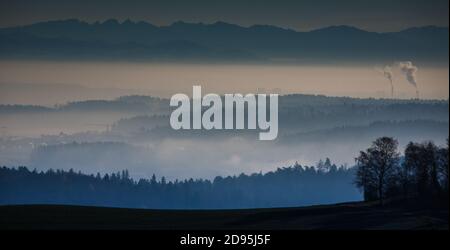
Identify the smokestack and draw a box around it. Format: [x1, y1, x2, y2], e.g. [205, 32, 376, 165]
[383, 66, 394, 98]
[376, 65, 395, 98]
[398, 61, 419, 99]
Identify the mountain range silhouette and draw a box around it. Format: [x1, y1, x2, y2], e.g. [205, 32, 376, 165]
[0, 19, 448, 62]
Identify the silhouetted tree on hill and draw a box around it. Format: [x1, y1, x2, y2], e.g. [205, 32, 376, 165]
[357, 137, 449, 206]
[437, 139, 449, 193]
[355, 137, 400, 205]
[404, 140, 448, 202]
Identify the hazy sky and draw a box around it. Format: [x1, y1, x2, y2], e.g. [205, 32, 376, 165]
[0, 0, 448, 31]
[1, 61, 448, 105]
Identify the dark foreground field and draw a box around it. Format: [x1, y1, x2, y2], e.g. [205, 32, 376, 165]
[0, 200, 448, 230]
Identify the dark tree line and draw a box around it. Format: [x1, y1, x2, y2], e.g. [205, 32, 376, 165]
[0, 162, 360, 209]
[1, 137, 447, 209]
[355, 137, 449, 205]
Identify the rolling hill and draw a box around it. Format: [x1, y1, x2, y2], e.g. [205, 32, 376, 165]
[0, 199, 447, 230]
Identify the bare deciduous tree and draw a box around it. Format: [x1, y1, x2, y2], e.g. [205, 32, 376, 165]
[355, 137, 400, 205]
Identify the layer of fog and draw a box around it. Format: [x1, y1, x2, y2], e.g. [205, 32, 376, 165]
[3, 124, 447, 180]
[0, 60, 448, 180]
[1, 101, 448, 180]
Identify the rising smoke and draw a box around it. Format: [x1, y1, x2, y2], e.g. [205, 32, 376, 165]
[376, 65, 395, 98]
[376, 62, 420, 99]
[398, 61, 419, 99]
[383, 66, 394, 98]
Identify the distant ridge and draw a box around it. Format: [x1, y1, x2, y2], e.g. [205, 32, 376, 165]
[0, 20, 448, 62]
[1, 93, 447, 114]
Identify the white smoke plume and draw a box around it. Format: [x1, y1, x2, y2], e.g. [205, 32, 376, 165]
[398, 61, 419, 99]
[375, 65, 395, 98]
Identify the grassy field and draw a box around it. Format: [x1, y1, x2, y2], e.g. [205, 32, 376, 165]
[0, 200, 448, 230]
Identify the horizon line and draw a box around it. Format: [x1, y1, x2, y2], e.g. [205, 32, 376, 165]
[2, 18, 449, 33]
